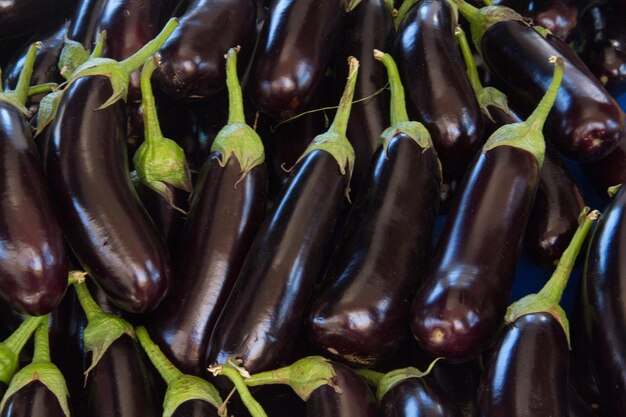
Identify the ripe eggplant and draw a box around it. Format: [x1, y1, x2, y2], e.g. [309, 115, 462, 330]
[394, 0, 484, 177]
[582, 130, 626, 191]
[207, 58, 359, 376]
[248, 0, 344, 120]
[380, 375, 463, 417]
[0, 44, 67, 316]
[155, 0, 256, 101]
[455, 0, 624, 162]
[523, 0, 578, 42]
[45, 22, 179, 313]
[307, 51, 441, 366]
[0, 0, 76, 40]
[148, 48, 267, 376]
[410, 57, 563, 362]
[583, 185, 626, 416]
[476, 209, 598, 416]
[0, 382, 65, 417]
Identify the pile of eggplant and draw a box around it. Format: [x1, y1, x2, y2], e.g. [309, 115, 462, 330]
[0, 0, 625, 415]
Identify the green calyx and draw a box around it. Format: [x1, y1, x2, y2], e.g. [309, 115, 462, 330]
[35, 90, 63, 136]
[210, 47, 265, 182]
[294, 58, 359, 194]
[449, 0, 525, 51]
[134, 56, 192, 211]
[483, 56, 565, 167]
[377, 358, 442, 402]
[58, 38, 90, 80]
[608, 184, 622, 197]
[0, 42, 41, 114]
[0, 316, 45, 385]
[243, 356, 339, 401]
[505, 208, 600, 347]
[0, 319, 70, 417]
[135, 327, 223, 417]
[208, 360, 267, 417]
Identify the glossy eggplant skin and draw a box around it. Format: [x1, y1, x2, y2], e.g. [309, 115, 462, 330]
[86, 335, 160, 417]
[582, 130, 626, 191]
[46, 76, 171, 313]
[307, 361, 378, 417]
[568, 385, 599, 417]
[207, 151, 347, 375]
[148, 155, 267, 376]
[0, 381, 66, 417]
[411, 146, 540, 362]
[172, 400, 218, 417]
[155, 0, 256, 101]
[525, 0, 577, 41]
[0, 102, 67, 315]
[0, 0, 76, 40]
[583, 185, 626, 416]
[334, 0, 393, 193]
[481, 20, 624, 162]
[394, 0, 484, 177]
[380, 376, 463, 417]
[476, 313, 568, 417]
[248, 0, 344, 120]
[68, 0, 107, 44]
[307, 136, 441, 366]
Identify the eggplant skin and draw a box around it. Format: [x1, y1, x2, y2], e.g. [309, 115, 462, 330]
[476, 313, 568, 417]
[0, 102, 67, 316]
[583, 185, 626, 416]
[0, 381, 66, 417]
[171, 399, 218, 417]
[46, 76, 171, 314]
[380, 376, 463, 417]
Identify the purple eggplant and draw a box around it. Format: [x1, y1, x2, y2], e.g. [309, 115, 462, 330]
[0, 0, 76, 40]
[380, 375, 463, 417]
[148, 48, 267, 376]
[524, 0, 578, 41]
[582, 130, 626, 192]
[410, 57, 563, 362]
[307, 50, 441, 367]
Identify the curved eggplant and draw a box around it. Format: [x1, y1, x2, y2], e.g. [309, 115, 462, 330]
[155, 0, 256, 101]
[394, 0, 484, 177]
[46, 76, 171, 313]
[248, 0, 344, 120]
[380, 376, 463, 417]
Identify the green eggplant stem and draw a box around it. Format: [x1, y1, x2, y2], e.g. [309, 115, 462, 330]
[3, 316, 45, 355]
[527, 56, 564, 132]
[120, 18, 179, 74]
[140, 57, 163, 146]
[31, 318, 51, 364]
[135, 326, 182, 386]
[328, 57, 360, 137]
[373, 49, 409, 126]
[225, 47, 246, 125]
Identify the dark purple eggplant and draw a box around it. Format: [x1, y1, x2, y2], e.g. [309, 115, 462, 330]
[394, 0, 484, 177]
[568, 384, 599, 417]
[578, 2, 626, 95]
[0, 45, 67, 316]
[380, 374, 463, 417]
[583, 185, 626, 416]
[148, 48, 267, 376]
[0, 382, 65, 417]
[0, 0, 76, 40]
[45, 22, 179, 313]
[207, 58, 359, 376]
[582, 129, 626, 191]
[307, 51, 441, 367]
[476, 209, 597, 417]
[155, 0, 256, 101]
[607, 0, 626, 14]
[334, 0, 393, 193]
[456, 0, 625, 162]
[410, 57, 563, 362]
[248, 0, 344, 120]
[524, 0, 578, 41]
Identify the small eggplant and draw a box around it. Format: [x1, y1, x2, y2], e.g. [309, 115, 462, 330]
[155, 0, 256, 101]
[583, 185, 626, 416]
[410, 57, 563, 362]
[207, 58, 359, 376]
[148, 48, 267, 376]
[0, 44, 67, 316]
[476, 209, 598, 416]
[248, 0, 344, 120]
[456, 0, 625, 162]
[307, 51, 441, 367]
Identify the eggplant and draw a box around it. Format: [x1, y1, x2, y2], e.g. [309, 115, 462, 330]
[207, 58, 359, 376]
[155, 0, 256, 101]
[410, 57, 563, 362]
[0, 382, 65, 417]
[307, 51, 441, 366]
[394, 0, 484, 178]
[455, 0, 625, 162]
[582, 130, 626, 192]
[148, 48, 267, 376]
[524, 0, 578, 41]
[380, 375, 463, 417]
[45, 23, 178, 313]
[0, 0, 76, 40]
[0, 45, 67, 316]
[583, 185, 626, 416]
[248, 0, 344, 120]
[334, 0, 393, 193]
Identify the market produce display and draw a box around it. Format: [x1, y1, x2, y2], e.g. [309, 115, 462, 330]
[0, 0, 625, 416]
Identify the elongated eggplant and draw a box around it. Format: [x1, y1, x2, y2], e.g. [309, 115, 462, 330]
[583, 185, 626, 416]
[334, 0, 393, 193]
[307, 51, 441, 366]
[394, 0, 484, 177]
[410, 57, 563, 362]
[456, 0, 625, 162]
[148, 48, 267, 376]
[248, 0, 344, 120]
[0, 0, 76, 40]
[0, 45, 67, 316]
[207, 58, 359, 376]
[155, 0, 256, 101]
[380, 375, 463, 417]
